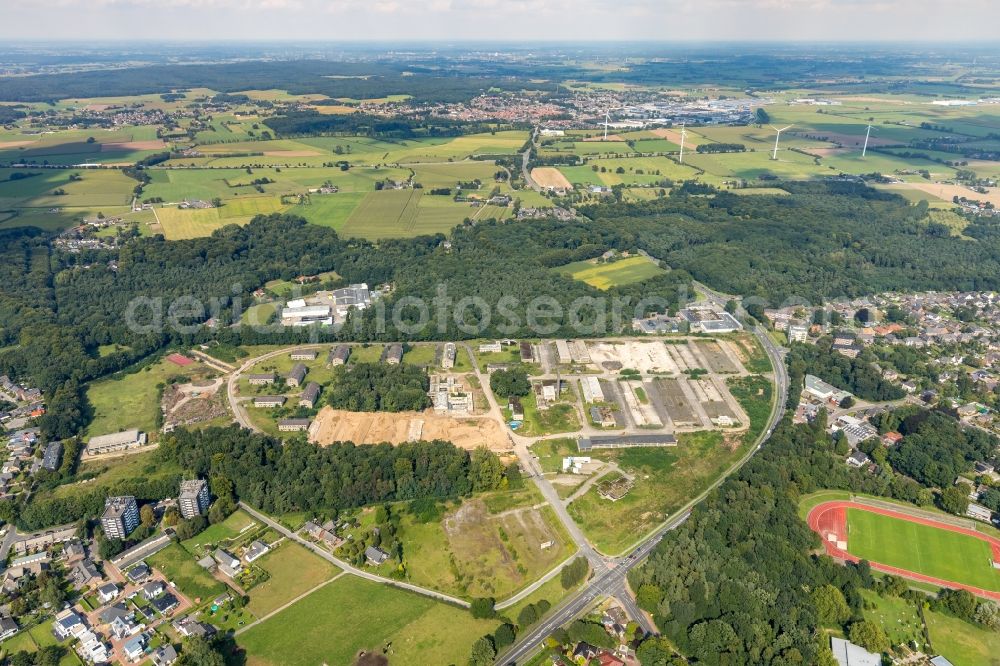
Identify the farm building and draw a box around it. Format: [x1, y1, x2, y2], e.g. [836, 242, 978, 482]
[86, 429, 147, 456]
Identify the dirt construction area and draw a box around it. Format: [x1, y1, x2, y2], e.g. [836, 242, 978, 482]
[309, 407, 510, 451]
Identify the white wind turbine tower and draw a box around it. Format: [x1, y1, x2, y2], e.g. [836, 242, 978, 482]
[678, 123, 687, 163]
[603, 110, 612, 141]
[862, 123, 874, 158]
[769, 124, 793, 160]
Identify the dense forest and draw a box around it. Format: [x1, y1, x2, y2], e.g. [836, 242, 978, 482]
[159, 426, 511, 515]
[628, 401, 999, 665]
[324, 362, 430, 412]
[785, 338, 906, 406]
[585, 182, 1000, 305]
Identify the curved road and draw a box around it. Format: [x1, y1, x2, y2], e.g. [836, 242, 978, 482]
[497, 284, 789, 665]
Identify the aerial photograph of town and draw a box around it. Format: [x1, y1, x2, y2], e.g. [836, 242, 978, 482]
[1, 1, 1000, 665]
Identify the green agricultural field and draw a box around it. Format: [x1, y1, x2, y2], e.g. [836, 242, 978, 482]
[846, 508, 1000, 593]
[289, 191, 366, 230]
[553, 255, 666, 290]
[85, 355, 219, 439]
[148, 542, 226, 603]
[925, 606, 1000, 666]
[237, 575, 500, 666]
[154, 197, 290, 239]
[246, 541, 340, 617]
[336, 188, 470, 239]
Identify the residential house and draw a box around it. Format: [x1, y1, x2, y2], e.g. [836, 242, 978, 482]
[365, 546, 389, 566]
[846, 450, 871, 468]
[245, 540, 270, 563]
[143, 580, 166, 600]
[70, 559, 101, 588]
[53, 609, 85, 640]
[290, 349, 318, 361]
[214, 549, 242, 577]
[96, 582, 119, 604]
[122, 635, 146, 663]
[151, 593, 179, 615]
[151, 645, 178, 666]
[247, 373, 276, 386]
[0, 617, 18, 641]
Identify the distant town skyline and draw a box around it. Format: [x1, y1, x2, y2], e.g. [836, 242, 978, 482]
[1, 0, 997, 43]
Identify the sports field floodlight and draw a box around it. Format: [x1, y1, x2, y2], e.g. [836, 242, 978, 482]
[862, 123, 873, 158]
[678, 123, 687, 163]
[770, 125, 793, 160]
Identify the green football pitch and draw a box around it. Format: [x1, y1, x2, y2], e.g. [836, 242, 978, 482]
[847, 508, 1000, 593]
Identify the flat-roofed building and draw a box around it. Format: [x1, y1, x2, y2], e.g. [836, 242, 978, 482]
[178, 479, 210, 519]
[577, 434, 677, 452]
[101, 496, 139, 540]
[86, 429, 146, 456]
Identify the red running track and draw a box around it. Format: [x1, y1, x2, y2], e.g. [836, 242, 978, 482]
[807, 500, 1000, 602]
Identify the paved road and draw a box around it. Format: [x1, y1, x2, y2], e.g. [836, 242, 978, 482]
[238, 502, 471, 608]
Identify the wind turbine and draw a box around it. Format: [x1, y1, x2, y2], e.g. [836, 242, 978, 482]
[603, 110, 611, 141]
[769, 124, 793, 160]
[862, 123, 874, 158]
[678, 123, 687, 163]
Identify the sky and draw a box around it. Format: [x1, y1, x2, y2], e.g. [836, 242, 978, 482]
[1, 0, 998, 42]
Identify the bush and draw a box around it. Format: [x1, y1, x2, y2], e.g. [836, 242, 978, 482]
[560, 556, 589, 589]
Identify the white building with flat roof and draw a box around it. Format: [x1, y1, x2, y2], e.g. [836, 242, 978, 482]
[86, 429, 146, 456]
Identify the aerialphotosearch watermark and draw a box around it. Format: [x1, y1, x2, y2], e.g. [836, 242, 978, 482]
[123, 281, 854, 340]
